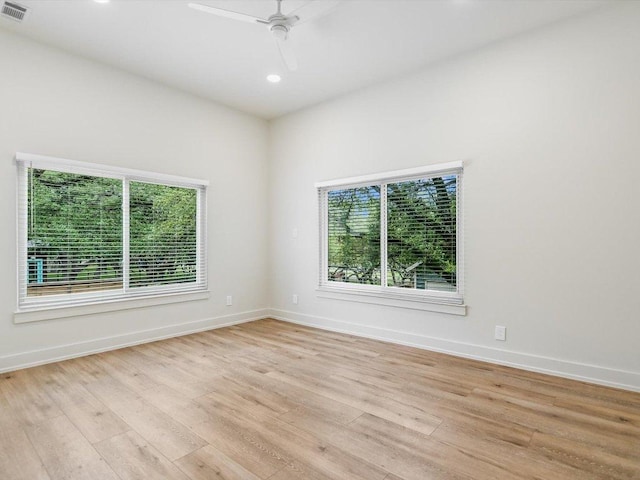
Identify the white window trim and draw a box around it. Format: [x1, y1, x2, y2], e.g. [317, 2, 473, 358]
[14, 290, 211, 324]
[15, 152, 209, 320]
[316, 161, 465, 315]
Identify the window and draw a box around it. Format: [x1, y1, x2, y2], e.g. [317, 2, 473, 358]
[16, 153, 207, 311]
[318, 162, 463, 307]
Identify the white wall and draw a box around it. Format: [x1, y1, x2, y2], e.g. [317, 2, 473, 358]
[268, 3, 640, 391]
[0, 29, 269, 371]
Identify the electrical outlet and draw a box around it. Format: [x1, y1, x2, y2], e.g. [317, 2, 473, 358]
[292, 228, 298, 239]
[226, 295, 232, 306]
[494, 325, 506, 341]
[292, 294, 298, 305]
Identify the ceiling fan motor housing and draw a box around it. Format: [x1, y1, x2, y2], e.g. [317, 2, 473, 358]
[270, 24, 289, 40]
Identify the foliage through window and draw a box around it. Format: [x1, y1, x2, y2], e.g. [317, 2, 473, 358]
[17, 154, 207, 309]
[327, 186, 381, 285]
[319, 163, 462, 304]
[129, 182, 198, 288]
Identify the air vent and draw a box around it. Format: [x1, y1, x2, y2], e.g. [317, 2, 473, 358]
[1, 1, 27, 22]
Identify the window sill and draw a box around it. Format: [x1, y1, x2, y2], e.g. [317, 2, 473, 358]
[14, 290, 210, 324]
[316, 286, 466, 316]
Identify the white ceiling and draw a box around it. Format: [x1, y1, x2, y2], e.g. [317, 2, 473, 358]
[1, 0, 608, 119]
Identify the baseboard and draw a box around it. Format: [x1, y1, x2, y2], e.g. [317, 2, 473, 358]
[0, 308, 269, 374]
[268, 308, 640, 393]
[7, 307, 639, 393]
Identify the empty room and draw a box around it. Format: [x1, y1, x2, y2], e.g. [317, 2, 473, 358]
[1, 0, 639, 479]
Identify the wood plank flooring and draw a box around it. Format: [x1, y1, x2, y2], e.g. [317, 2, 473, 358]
[1, 318, 639, 480]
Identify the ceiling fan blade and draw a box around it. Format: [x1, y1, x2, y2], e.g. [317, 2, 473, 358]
[188, 3, 268, 24]
[276, 36, 298, 71]
[286, 0, 340, 26]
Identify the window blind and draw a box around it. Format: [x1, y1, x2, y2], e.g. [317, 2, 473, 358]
[386, 175, 458, 292]
[22, 168, 123, 299]
[129, 182, 198, 288]
[318, 162, 463, 304]
[16, 153, 208, 310]
[326, 186, 381, 285]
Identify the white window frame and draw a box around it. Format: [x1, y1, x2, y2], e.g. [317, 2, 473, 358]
[15, 152, 209, 321]
[316, 161, 465, 315]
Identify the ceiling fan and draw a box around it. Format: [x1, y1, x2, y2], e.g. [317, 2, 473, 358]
[188, 0, 339, 71]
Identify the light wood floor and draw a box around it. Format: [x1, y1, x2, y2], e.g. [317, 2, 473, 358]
[1, 319, 639, 480]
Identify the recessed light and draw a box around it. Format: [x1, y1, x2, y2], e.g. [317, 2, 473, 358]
[94, 0, 110, 4]
[266, 74, 281, 83]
